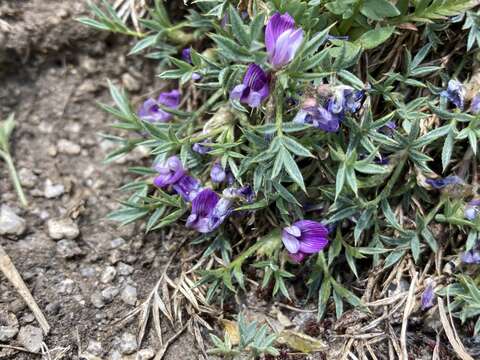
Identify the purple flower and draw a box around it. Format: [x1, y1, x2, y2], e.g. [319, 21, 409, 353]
[421, 282, 435, 310]
[186, 189, 220, 233]
[192, 140, 212, 154]
[210, 162, 227, 183]
[172, 175, 203, 202]
[293, 106, 341, 132]
[265, 12, 304, 69]
[281, 220, 329, 262]
[464, 199, 480, 220]
[182, 48, 192, 63]
[138, 90, 181, 123]
[153, 156, 185, 188]
[471, 94, 480, 114]
[461, 250, 480, 264]
[208, 198, 233, 231]
[223, 185, 255, 203]
[330, 86, 364, 115]
[186, 189, 232, 233]
[426, 176, 463, 189]
[440, 80, 465, 110]
[230, 64, 270, 108]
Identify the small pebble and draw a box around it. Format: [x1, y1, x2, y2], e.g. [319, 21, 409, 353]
[0, 311, 19, 342]
[86, 339, 103, 356]
[120, 332, 137, 354]
[58, 279, 75, 294]
[120, 285, 137, 306]
[101, 286, 119, 303]
[137, 348, 155, 360]
[56, 240, 82, 258]
[121, 73, 141, 92]
[109, 237, 126, 249]
[57, 139, 81, 155]
[47, 217, 79, 240]
[18, 168, 37, 188]
[117, 262, 133, 276]
[100, 266, 117, 283]
[44, 179, 64, 198]
[0, 205, 26, 236]
[17, 325, 43, 353]
[91, 292, 105, 309]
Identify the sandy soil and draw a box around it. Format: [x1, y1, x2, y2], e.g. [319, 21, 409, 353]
[0, 1, 200, 359]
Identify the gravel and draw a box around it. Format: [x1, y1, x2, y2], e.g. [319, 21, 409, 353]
[100, 266, 117, 283]
[18, 168, 37, 188]
[47, 217, 80, 240]
[56, 239, 83, 258]
[17, 325, 44, 353]
[0, 311, 19, 342]
[44, 179, 65, 198]
[0, 204, 26, 236]
[120, 332, 137, 354]
[86, 339, 103, 356]
[120, 284, 137, 306]
[91, 292, 105, 309]
[101, 286, 119, 303]
[116, 262, 133, 276]
[57, 139, 81, 155]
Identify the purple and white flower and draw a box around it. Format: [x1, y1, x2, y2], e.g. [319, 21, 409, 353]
[440, 80, 465, 110]
[230, 64, 270, 108]
[330, 86, 364, 115]
[426, 176, 463, 189]
[210, 162, 227, 183]
[265, 12, 304, 69]
[293, 105, 341, 132]
[471, 94, 480, 114]
[223, 185, 255, 203]
[172, 175, 203, 202]
[138, 90, 181, 123]
[421, 282, 435, 310]
[186, 189, 233, 233]
[192, 140, 212, 154]
[464, 199, 480, 220]
[153, 156, 185, 188]
[461, 250, 480, 264]
[281, 220, 329, 262]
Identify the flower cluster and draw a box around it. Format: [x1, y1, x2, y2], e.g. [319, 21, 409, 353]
[138, 89, 181, 123]
[293, 86, 365, 132]
[153, 156, 251, 233]
[230, 12, 304, 108]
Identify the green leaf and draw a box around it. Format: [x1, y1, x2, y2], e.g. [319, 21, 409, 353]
[356, 27, 395, 50]
[228, 5, 250, 47]
[335, 164, 346, 200]
[360, 0, 400, 20]
[282, 137, 314, 158]
[282, 149, 306, 192]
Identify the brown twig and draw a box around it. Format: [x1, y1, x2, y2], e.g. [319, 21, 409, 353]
[0, 245, 50, 335]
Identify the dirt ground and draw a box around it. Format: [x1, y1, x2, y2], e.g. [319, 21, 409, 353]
[0, 1, 201, 359]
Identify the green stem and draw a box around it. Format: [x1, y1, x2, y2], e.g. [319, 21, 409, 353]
[275, 83, 283, 136]
[0, 149, 28, 208]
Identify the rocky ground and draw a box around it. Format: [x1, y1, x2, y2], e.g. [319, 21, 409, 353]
[0, 1, 200, 359]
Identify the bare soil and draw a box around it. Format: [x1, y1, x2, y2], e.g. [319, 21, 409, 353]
[0, 1, 199, 358]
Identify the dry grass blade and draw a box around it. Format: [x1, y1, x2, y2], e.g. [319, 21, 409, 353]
[137, 301, 151, 349]
[153, 292, 163, 345]
[400, 271, 417, 360]
[437, 297, 474, 360]
[155, 282, 174, 326]
[153, 322, 189, 360]
[0, 245, 50, 335]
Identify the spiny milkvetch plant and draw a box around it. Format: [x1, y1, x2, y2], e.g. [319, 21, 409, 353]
[82, 0, 480, 323]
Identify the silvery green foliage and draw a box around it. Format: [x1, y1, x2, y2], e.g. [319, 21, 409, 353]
[207, 313, 279, 359]
[83, 0, 480, 327]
